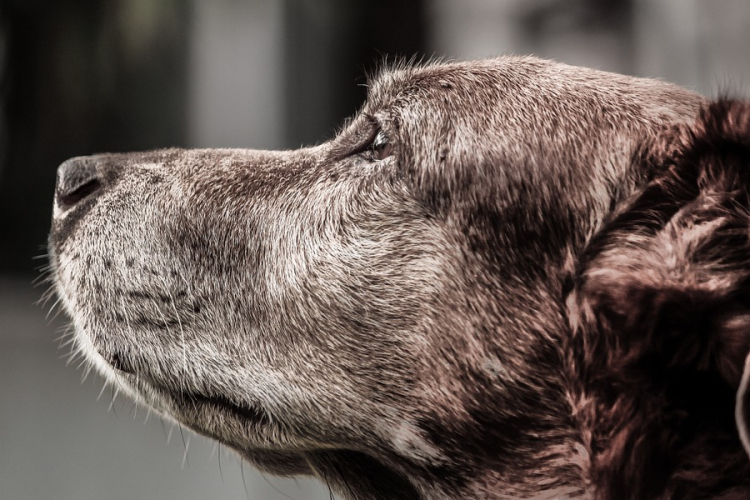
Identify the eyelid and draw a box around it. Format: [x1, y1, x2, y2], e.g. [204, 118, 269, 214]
[346, 125, 382, 157]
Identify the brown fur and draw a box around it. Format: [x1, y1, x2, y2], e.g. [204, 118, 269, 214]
[568, 100, 750, 499]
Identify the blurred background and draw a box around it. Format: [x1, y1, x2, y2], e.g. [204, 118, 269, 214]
[0, 1, 748, 499]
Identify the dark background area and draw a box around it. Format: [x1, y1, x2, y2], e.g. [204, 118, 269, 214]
[0, 0, 426, 276]
[0, 1, 748, 499]
[2, 0, 749, 278]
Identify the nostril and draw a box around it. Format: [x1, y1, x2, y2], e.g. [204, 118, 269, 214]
[59, 178, 102, 208]
[56, 156, 103, 209]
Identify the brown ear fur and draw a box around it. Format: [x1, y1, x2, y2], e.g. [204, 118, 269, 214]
[571, 100, 750, 499]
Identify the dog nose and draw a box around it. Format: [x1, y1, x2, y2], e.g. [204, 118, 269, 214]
[55, 156, 103, 210]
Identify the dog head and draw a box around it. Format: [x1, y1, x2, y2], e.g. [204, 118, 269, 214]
[49, 57, 750, 499]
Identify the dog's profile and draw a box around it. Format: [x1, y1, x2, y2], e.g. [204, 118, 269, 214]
[49, 56, 750, 499]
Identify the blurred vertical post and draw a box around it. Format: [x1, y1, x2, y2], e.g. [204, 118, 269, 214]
[188, 0, 285, 149]
[186, 0, 426, 151]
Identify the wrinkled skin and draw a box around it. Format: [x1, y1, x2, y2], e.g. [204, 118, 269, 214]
[49, 57, 750, 499]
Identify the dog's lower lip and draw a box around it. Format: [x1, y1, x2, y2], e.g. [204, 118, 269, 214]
[179, 392, 270, 426]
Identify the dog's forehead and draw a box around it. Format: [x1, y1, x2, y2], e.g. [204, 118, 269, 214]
[364, 56, 701, 124]
[365, 59, 488, 112]
[365, 57, 556, 112]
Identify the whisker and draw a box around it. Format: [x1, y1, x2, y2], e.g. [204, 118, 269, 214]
[55, 324, 75, 346]
[260, 472, 299, 500]
[108, 386, 120, 416]
[81, 363, 93, 383]
[97, 381, 109, 401]
[241, 458, 251, 500]
[44, 296, 67, 323]
[32, 271, 50, 287]
[57, 335, 76, 349]
[323, 471, 335, 500]
[44, 296, 63, 320]
[179, 424, 190, 468]
[63, 350, 80, 366]
[218, 443, 224, 481]
[181, 435, 191, 469]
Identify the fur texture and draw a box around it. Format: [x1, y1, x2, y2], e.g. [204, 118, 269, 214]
[48, 56, 750, 499]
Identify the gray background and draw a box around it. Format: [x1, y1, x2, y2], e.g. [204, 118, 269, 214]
[1, 1, 749, 499]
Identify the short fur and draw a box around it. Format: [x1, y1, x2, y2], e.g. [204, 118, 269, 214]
[49, 56, 750, 499]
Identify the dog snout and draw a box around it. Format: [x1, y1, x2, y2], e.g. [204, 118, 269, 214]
[55, 156, 104, 211]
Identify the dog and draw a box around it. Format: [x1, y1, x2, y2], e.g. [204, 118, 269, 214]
[48, 56, 750, 499]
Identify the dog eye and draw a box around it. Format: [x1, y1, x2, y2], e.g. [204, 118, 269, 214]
[365, 131, 394, 161]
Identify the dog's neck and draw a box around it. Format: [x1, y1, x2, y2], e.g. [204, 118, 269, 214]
[305, 363, 594, 499]
[309, 439, 592, 500]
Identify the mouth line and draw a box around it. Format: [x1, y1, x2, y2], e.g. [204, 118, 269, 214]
[98, 352, 271, 430]
[175, 391, 272, 427]
[113, 369, 272, 430]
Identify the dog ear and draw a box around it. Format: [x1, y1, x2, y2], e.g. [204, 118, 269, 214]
[572, 100, 750, 497]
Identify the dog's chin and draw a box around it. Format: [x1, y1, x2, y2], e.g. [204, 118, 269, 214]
[68, 319, 310, 475]
[238, 449, 313, 476]
[165, 390, 313, 475]
[95, 361, 311, 475]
